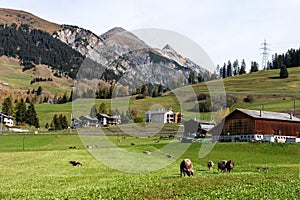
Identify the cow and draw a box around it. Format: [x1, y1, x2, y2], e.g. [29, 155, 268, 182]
[218, 160, 227, 172]
[69, 160, 83, 166]
[207, 160, 214, 170]
[225, 160, 234, 173]
[180, 159, 194, 177]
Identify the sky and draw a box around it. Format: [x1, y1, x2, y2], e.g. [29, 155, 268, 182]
[1, 0, 300, 71]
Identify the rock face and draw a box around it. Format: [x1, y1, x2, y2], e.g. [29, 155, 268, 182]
[54, 25, 211, 89]
[157, 44, 209, 81]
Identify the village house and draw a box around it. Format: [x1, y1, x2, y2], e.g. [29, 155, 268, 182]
[72, 115, 99, 128]
[144, 109, 183, 123]
[210, 108, 300, 143]
[0, 111, 14, 127]
[97, 113, 121, 126]
[183, 119, 216, 138]
[72, 113, 121, 128]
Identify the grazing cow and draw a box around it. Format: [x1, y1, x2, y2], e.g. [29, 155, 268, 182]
[167, 154, 174, 159]
[207, 160, 214, 170]
[225, 160, 234, 173]
[180, 159, 194, 177]
[69, 160, 83, 166]
[218, 160, 227, 172]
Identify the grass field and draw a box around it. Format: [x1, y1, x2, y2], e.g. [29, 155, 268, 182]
[0, 134, 299, 199]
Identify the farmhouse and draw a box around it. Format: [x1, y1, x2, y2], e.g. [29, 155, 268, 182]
[184, 119, 216, 137]
[0, 111, 14, 127]
[72, 115, 99, 128]
[97, 113, 121, 126]
[210, 108, 300, 143]
[144, 109, 183, 123]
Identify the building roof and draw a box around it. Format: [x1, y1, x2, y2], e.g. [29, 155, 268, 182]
[237, 108, 300, 122]
[79, 115, 99, 121]
[0, 111, 14, 119]
[97, 113, 120, 119]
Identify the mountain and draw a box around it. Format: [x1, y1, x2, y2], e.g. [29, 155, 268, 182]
[0, 8, 212, 99]
[0, 8, 60, 34]
[56, 25, 211, 89]
[157, 44, 210, 80]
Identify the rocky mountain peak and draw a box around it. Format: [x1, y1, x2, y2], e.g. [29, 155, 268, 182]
[100, 27, 127, 41]
[163, 44, 176, 52]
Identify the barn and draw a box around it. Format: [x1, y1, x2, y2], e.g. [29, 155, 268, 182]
[210, 108, 300, 143]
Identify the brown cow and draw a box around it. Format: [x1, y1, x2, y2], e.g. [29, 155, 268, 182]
[225, 160, 234, 172]
[218, 160, 227, 172]
[180, 159, 194, 177]
[207, 160, 214, 170]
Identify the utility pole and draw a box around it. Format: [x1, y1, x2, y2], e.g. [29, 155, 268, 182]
[260, 39, 271, 70]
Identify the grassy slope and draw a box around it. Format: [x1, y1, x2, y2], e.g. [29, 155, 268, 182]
[0, 56, 73, 99]
[191, 67, 300, 94]
[0, 8, 60, 34]
[0, 134, 299, 199]
[189, 67, 300, 113]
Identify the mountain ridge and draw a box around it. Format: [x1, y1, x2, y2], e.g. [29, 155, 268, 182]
[0, 8, 60, 34]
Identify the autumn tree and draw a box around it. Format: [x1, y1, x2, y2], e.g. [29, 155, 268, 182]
[98, 103, 107, 114]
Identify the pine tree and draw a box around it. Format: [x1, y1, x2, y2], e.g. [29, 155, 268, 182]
[222, 63, 227, 78]
[197, 73, 203, 82]
[60, 114, 68, 129]
[90, 105, 97, 117]
[60, 92, 68, 104]
[26, 102, 39, 128]
[227, 60, 232, 77]
[158, 84, 163, 96]
[152, 87, 158, 97]
[2, 96, 13, 116]
[15, 99, 27, 125]
[141, 85, 149, 96]
[37, 86, 43, 96]
[233, 59, 239, 76]
[239, 59, 246, 74]
[250, 61, 259, 73]
[188, 72, 196, 84]
[52, 114, 61, 130]
[280, 64, 289, 78]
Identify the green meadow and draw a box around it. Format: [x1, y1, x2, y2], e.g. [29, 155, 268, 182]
[0, 134, 299, 199]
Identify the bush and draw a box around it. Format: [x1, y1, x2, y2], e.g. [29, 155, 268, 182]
[134, 117, 144, 123]
[135, 95, 145, 100]
[243, 95, 254, 103]
[197, 99, 212, 112]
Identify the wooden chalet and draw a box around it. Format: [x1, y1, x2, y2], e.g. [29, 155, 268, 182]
[210, 109, 300, 143]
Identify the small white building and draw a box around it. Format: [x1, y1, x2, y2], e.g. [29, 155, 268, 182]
[145, 109, 183, 123]
[0, 111, 14, 127]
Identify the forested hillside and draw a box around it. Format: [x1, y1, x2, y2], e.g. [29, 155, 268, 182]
[0, 23, 84, 78]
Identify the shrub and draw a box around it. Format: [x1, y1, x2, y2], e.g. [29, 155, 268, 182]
[243, 95, 254, 103]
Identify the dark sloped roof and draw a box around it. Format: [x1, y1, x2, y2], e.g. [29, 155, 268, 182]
[237, 108, 300, 122]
